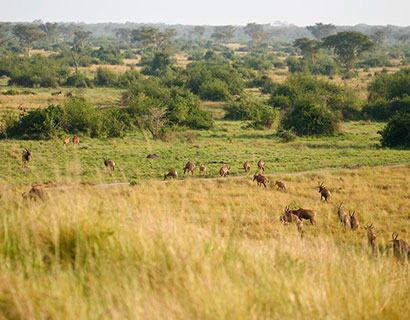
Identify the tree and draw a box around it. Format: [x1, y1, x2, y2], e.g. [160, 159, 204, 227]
[244, 23, 267, 44]
[322, 31, 375, 72]
[39, 22, 58, 45]
[371, 27, 391, 44]
[306, 23, 336, 40]
[396, 32, 410, 44]
[115, 28, 131, 43]
[71, 30, 92, 73]
[131, 27, 159, 51]
[211, 25, 235, 43]
[379, 113, 410, 148]
[192, 26, 205, 39]
[12, 24, 45, 56]
[294, 38, 321, 65]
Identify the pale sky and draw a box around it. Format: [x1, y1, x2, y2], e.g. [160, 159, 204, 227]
[1, 0, 409, 26]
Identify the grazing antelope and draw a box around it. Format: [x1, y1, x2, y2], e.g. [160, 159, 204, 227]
[73, 136, 79, 145]
[253, 173, 268, 188]
[284, 205, 300, 223]
[22, 149, 32, 169]
[274, 180, 286, 191]
[63, 137, 70, 146]
[220, 165, 230, 177]
[104, 159, 115, 173]
[349, 211, 359, 230]
[257, 159, 265, 172]
[51, 90, 62, 96]
[318, 181, 331, 202]
[65, 91, 73, 97]
[286, 206, 317, 225]
[22, 186, 45, 201]
[390, 233, 410, 257]
[365, 223, 376, 247]
[183, 162, 196, 176]
[243, 161, 251, 174]
[199, 164, 206, 176]
[337, 203, 349, 228]
[164, 169, 178, 180]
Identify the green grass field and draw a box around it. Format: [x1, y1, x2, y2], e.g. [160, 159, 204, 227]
[1, 120, 409, 186]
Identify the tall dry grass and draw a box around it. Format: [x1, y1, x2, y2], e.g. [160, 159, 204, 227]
[0, 165, 409, 319]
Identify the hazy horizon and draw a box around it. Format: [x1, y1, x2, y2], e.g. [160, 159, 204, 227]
[1, 0, 409, 27]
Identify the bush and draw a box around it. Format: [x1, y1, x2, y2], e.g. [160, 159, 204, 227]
[199, 79, 231, 101]
[368, 68, 410, 102]
[94, 67, 118, 86]
[379, 113, 410, 148]
[281, 99, 339, 136]
[362, 96, 410, 121]
[65, 73, 92, 88]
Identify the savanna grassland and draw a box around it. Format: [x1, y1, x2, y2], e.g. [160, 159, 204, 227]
[0, 164, 409, 319]
[1, 26, 410, 318]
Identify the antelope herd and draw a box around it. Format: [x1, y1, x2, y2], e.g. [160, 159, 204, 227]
[18, 151, 409, 258]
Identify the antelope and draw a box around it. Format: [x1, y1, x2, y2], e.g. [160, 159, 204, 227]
[274, 180, 286, 191]
[286, 206, 317, 225]
[257, 159, 265, 172]
[199, 164, 206, 176]
[51, 90, 62, 96]
[164, 169, 178, 180]
[63, 137, 70, 146]
[365, 223, 376, 247]
[297, 219, 304, 235]
[73, 136, 80, 144]
[284, 205, 300, 223]
[390, 233, 410, 257]
[220, 165, 230, 177]
[22, 149, 32, 169]
[65, 91, 73, 97]
[243, 161, 250, 174]
[104, 159, 115, 172]
[318, 181, 331, 202]
[22, 186, 45, 201]
[183, 162, 196, 175]
[337, 203, 349, 228]
[253, 173, 268, 188]
[349, 211, 359, 230]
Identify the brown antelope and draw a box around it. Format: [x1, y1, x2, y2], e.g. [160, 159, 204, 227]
[253, 173, 268, 188]
[318, 181, 331, 202]
[22, 186, 45, 201]
[390, 233, 410, 257]
[104, 159, 115, 173]
[65, 91, 73, 97]
[284, 205, 300, 223]
[183, 162, 196, 175]
[337, 203, 349, 228]
[286, 206, 317, 225]
[73, 136, 80, 144]
[22, 149, 32, 169]
[365, 223, 376, 247]
[257, 159, 265, 172]
[63, 137, 70, 146]
[243, 161, 251, 174]
[164, 169, 178, 180]
[297, 219, 304, 235]
[199, 164, 206, 176]
[51, 90, 62, 96]
[220, 165, 230, 177]
[274, 180, 286, 191]
[349, 211, 359, 230]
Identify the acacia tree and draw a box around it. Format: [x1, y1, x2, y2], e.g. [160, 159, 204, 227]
[12, 24, 45, 56]
[294, 38, 321, 65]
[39, 22, 58, 45]
[211, 25, 235, 43]
[306, 23, 336, 40]
[322, 31, 375, 72]
[192, 26, 205, 40]
[71, 30, 92, 73]
[131, 27, 176, 52]
[244, 23, 267, 44]
[115, 28, 131, 43]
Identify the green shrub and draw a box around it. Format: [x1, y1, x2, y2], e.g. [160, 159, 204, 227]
[94, 67, 118, 86]
[281, 99, 339, 136]
[362, 96, 410, 121]
[379, 113, 410, 148]
[368, 68, 410, 102]
[65, 73, 91, 88]
[199, 79, 231, 101]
